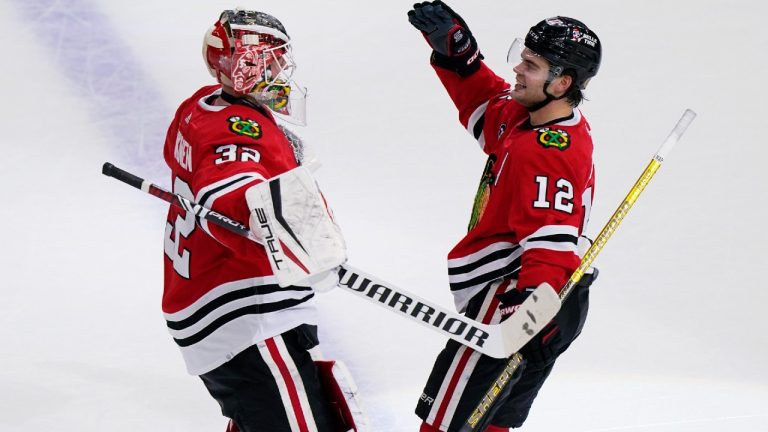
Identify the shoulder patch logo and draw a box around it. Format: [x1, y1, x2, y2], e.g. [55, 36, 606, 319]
[227, 116, 262, 139]
[537, 128, 570, 150]
[497, 123, 507, 139]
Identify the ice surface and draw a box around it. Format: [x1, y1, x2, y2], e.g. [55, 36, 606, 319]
[1, 0, 766, 431]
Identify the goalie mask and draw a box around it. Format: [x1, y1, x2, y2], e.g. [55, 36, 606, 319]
[204, 9, 307, 125]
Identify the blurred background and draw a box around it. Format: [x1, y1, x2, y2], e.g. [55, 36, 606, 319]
[1, 0, 766, 430]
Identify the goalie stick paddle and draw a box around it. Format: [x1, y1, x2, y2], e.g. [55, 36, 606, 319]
[101, 163, 559, 359]
[334, 264, 559, 359]
[460, 109, 697, 432]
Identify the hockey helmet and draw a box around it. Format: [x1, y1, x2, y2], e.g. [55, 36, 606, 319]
[203, 9, 307, 124]
[522, 17, 601, 89]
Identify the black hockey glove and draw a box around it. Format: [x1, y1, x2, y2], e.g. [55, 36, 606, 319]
[497, 269, 599, 364]
[407, 1, 483, 76]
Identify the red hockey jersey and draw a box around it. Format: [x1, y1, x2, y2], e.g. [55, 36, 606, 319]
[162, 85, 317, 374]
[434, 63, 595, 312]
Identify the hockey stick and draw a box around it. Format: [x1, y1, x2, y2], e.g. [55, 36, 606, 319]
[101, 163, 262, 243]
[460, 109, 697, 432]
[101, 163, 558, 359]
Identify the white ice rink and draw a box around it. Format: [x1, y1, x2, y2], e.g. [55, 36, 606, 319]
[1, 0, 767, 430]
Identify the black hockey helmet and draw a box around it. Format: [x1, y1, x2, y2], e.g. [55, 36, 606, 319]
[524, 17, 601, 89]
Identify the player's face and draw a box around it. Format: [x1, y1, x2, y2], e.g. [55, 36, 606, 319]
[511, 48, 552, 106]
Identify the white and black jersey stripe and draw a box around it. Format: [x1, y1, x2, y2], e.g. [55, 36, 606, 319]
[520, 225, 579, 254]
[447, 242, 523, 312]
[466, 101, 489, 151]
[164, 276, 317, 374]
[447, 227, 579, 312]
[195, 172, 266, 239]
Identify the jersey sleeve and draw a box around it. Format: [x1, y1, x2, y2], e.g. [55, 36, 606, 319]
[509, 146, 589, 294]
[163, 95, 193, 169]
[433, 61, 524, 155]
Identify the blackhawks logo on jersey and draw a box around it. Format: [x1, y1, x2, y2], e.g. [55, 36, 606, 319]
[537, 128, 570, 150]
[468, 154, 497, 231]
[227, 116, 262, 139]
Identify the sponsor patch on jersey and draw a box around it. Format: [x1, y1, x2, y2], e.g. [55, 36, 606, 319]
[537, 128, 570, 150]
[227, 116, 262, 139]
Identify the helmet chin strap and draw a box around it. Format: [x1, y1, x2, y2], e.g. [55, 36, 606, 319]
[526, 80, 567, 112]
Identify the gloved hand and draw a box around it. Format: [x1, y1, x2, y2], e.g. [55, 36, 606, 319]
[497, 269, 599, 363]
[497, 286, 537, 322]
[407, 1, 483, 76]
[497, 286, 564, 364]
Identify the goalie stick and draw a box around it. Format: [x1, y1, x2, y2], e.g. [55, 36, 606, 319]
[459, 109, 697, 432]
[102, 163, 559, 359]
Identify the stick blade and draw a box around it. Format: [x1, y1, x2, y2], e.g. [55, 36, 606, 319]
[500, 282, 561, 355]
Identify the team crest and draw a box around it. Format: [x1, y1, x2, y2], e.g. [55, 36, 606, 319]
[227, 116, 262, 139]
[537, 128, 570, 150]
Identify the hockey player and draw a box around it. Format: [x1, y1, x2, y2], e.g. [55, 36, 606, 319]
[408, 2, 601, 431]
[162, 9, 365, 432]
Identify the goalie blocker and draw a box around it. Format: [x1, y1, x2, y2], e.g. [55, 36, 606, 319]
[246, 166, 347, 289]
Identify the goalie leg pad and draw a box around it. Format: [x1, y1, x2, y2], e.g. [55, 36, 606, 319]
[315, 360, 371, 432]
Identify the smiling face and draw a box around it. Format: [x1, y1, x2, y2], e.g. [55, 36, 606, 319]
[510, 47, 571, 108]
[511, 48, 553, 106]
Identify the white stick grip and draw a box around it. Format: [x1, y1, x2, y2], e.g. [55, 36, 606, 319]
[656, 109, 697, 160]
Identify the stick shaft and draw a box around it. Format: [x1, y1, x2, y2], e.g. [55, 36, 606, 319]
[101, 162, 257, 240]
[560, 108, 696, 299]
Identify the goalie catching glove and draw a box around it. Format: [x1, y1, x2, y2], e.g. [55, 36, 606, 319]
[246, 166, 347, 288]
